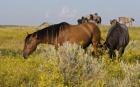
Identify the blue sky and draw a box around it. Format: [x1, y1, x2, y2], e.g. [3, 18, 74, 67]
[0, 0, 139, 26]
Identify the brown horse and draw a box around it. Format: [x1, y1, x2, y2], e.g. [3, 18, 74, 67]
[23, 22, 102, 58]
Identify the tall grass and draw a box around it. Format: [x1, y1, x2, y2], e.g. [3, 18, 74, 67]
[0, 26, 140, 87]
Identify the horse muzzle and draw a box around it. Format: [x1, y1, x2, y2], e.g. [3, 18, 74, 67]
[22, 52, 29, 59]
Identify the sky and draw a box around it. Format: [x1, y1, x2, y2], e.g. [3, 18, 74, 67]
[0, 0, 140, 26]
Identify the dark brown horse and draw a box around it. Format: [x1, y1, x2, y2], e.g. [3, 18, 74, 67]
[104, 19, 129, 58]
[23, 22, 102, 58]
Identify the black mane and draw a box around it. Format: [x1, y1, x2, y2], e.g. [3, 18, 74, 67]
[35, 22, 70, 41]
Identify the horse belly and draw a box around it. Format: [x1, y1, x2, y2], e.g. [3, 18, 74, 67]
[70, 33, 91, 47]
[57, 32, 91, 47]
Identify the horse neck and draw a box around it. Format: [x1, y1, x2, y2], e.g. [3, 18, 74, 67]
[38, 23, 66, 45]
[44, 29, 58, 44]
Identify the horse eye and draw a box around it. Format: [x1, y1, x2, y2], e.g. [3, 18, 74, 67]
[27, 39, 32, 44]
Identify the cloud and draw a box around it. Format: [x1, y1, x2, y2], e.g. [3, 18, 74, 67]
[59, 6, 78, 19]
[43, 7, 79, 24]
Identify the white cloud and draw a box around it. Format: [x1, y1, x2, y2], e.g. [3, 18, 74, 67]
[42, 7, 79, 24]
[59, 6, 78, 19]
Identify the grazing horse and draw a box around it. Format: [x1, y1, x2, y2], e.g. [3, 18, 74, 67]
[118, 17, 135, 27]
[23, 22, 102, 58]
[104, 19, 129, 58]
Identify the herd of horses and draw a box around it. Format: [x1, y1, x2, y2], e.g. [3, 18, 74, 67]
[77, 13, 102, 25]
[23, 13, 130, 59]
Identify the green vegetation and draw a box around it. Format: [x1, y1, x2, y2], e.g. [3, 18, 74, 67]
[0, 25, 140, 87]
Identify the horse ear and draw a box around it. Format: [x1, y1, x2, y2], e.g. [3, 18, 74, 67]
[32, 33, 38, 39]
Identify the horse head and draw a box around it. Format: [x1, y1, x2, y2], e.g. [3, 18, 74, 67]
[110, 19, 118, 26]
[23, 32, 40, 59]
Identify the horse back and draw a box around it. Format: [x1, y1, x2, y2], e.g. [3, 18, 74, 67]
[57, 22, 101, 47]
[106, 23, 129, 49]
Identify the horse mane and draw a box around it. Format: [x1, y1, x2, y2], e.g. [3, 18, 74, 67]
[34, 22, 70, 41]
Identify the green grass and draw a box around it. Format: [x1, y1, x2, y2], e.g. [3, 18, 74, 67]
[0, 25, 140, 87]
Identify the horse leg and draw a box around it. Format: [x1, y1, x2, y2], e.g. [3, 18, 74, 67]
[108, 48, 116, 59]
[108, 49, 112, 58]
[92, 42, 98, 56]
[118, 47, 125, 58]
[92, 38, 99, 56]
[112, 50, 116, 57]
[92, 35, 101, 56]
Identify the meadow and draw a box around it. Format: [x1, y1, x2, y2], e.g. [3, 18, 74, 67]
[0, 25, 140, 87]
